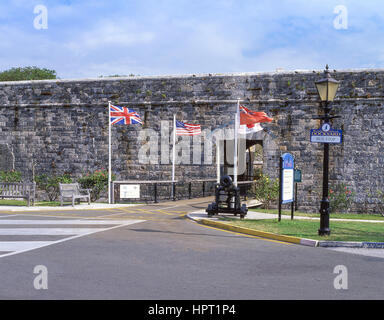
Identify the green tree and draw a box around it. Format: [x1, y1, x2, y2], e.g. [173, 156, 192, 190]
[0, 66, 57, 81]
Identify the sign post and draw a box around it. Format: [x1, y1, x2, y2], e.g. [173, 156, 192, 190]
[294, 169, 302, 211]
[310, 122, 342, 235]
[278, 153, 295, 222]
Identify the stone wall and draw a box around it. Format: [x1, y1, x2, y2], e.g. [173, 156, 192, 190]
[0, 68, 383, 212]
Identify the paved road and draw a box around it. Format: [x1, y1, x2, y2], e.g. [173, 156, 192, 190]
[0, 198, 382, 299]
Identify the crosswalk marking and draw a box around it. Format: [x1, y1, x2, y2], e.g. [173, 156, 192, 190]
[0, 219, 134, 225]
[0, 241, 53, 252]
[0, 218, 145, 258]
[0, 228, 109, 235]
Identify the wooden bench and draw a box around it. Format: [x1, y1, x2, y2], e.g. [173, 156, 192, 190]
[0, 182, 36, 207]
[59, 183, 91, 207]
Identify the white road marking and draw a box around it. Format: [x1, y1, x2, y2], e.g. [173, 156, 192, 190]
[0, 215, 24, 218]
[0, 228, 108, 235]
[0, 218, 145, 258]
[0, 241, 54, 252]
[328, 247, 384, 259]
[0, 219, 133, 225]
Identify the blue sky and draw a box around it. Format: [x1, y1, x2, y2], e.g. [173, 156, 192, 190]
[1, 0, 384, 79]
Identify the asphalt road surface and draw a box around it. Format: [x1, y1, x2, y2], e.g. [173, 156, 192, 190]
[0, 198, 382, 300]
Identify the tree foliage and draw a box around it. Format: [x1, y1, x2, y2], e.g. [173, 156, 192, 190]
[0, 66, 57, 81]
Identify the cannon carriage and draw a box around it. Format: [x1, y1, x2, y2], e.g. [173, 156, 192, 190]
[206, 175, 248, 219]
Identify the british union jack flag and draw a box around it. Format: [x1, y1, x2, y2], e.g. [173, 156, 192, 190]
[110, 104, 143, 125]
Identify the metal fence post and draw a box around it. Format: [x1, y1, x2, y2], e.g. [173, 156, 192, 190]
[202, 181, 205, 197]
[111, 182, 115, 204]
[172, 182, 176, 201]
[154, 183, 158, 203]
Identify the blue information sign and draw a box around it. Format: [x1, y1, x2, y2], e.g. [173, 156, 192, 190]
[281, 153, 294, 204]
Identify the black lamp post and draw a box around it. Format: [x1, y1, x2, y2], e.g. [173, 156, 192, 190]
[314, 65, 340, 236]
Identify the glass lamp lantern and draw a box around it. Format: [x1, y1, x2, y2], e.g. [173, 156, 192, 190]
[315, 65, 340, 102]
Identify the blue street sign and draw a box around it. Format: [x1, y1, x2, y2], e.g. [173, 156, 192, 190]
[310, 123, 342, 144]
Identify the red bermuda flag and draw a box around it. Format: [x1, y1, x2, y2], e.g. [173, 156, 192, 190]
[240, 106, 273, 126]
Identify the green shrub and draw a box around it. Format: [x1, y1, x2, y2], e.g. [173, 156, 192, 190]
[35, 174, 72, 201]
[78, 169, 114, 202]
[0, 170, 22, 182]
[375, 190, 384, 216]
[329, 183, 355, 213]
[250, 173, 279, 209]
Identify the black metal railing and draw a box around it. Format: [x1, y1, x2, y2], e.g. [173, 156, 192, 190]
[111, 179, 258, 204]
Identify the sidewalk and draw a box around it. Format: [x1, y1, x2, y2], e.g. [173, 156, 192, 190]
[0, 203, 139, 212]
[189, 210, 384, 223]
[246, 211, 384, 223]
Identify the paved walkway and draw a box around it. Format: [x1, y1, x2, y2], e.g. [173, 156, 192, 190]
[246, 211, 384, 223]
[189, 210, 384, 223]
[0, 203, 139, 212]
[1, 200, 383, 224]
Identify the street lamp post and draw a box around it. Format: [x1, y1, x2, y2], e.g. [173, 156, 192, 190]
[314, 65, 340, 236]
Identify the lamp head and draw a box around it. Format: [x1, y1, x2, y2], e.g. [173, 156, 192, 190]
[315, 65, 340, 102]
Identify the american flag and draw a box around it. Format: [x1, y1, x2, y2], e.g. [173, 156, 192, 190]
[110, 104, 142, 125]
[176, 120, 201, 136]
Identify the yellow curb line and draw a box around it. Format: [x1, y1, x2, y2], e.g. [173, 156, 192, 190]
[199, 219, 313, 246]
[198, 222, 291, 245]
[118, 207, 159, 215]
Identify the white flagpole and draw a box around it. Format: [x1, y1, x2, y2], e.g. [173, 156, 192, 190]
[171, 114, 176, 195]
[233, 99, 240, 187]
[216, 139, 220, 184]
[108, 101, 112, 204]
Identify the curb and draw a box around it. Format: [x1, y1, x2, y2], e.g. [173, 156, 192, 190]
[187, 213, 384, 248]
[319, 241, 384, 248]
[187, 214, 318, 247]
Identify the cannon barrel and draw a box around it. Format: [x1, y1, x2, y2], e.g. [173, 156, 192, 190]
[219, 175, 233, 189]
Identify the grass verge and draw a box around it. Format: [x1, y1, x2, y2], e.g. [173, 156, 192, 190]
[250, 208, 384, 221]
[220, 217, 384, 242]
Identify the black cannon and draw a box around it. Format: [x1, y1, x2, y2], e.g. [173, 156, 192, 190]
[206, 175, 248, 219]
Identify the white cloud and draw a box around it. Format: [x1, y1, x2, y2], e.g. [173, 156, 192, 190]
[64, 20, 155, 56]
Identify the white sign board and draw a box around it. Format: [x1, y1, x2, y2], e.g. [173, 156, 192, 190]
[120, 184, 140, 199]
[282, 169, 294, 203]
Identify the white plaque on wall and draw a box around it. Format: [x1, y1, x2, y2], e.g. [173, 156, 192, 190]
[120, 184, 140, 199]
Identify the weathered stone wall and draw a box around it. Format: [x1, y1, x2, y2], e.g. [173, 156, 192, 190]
[0, 69, 383, 212]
